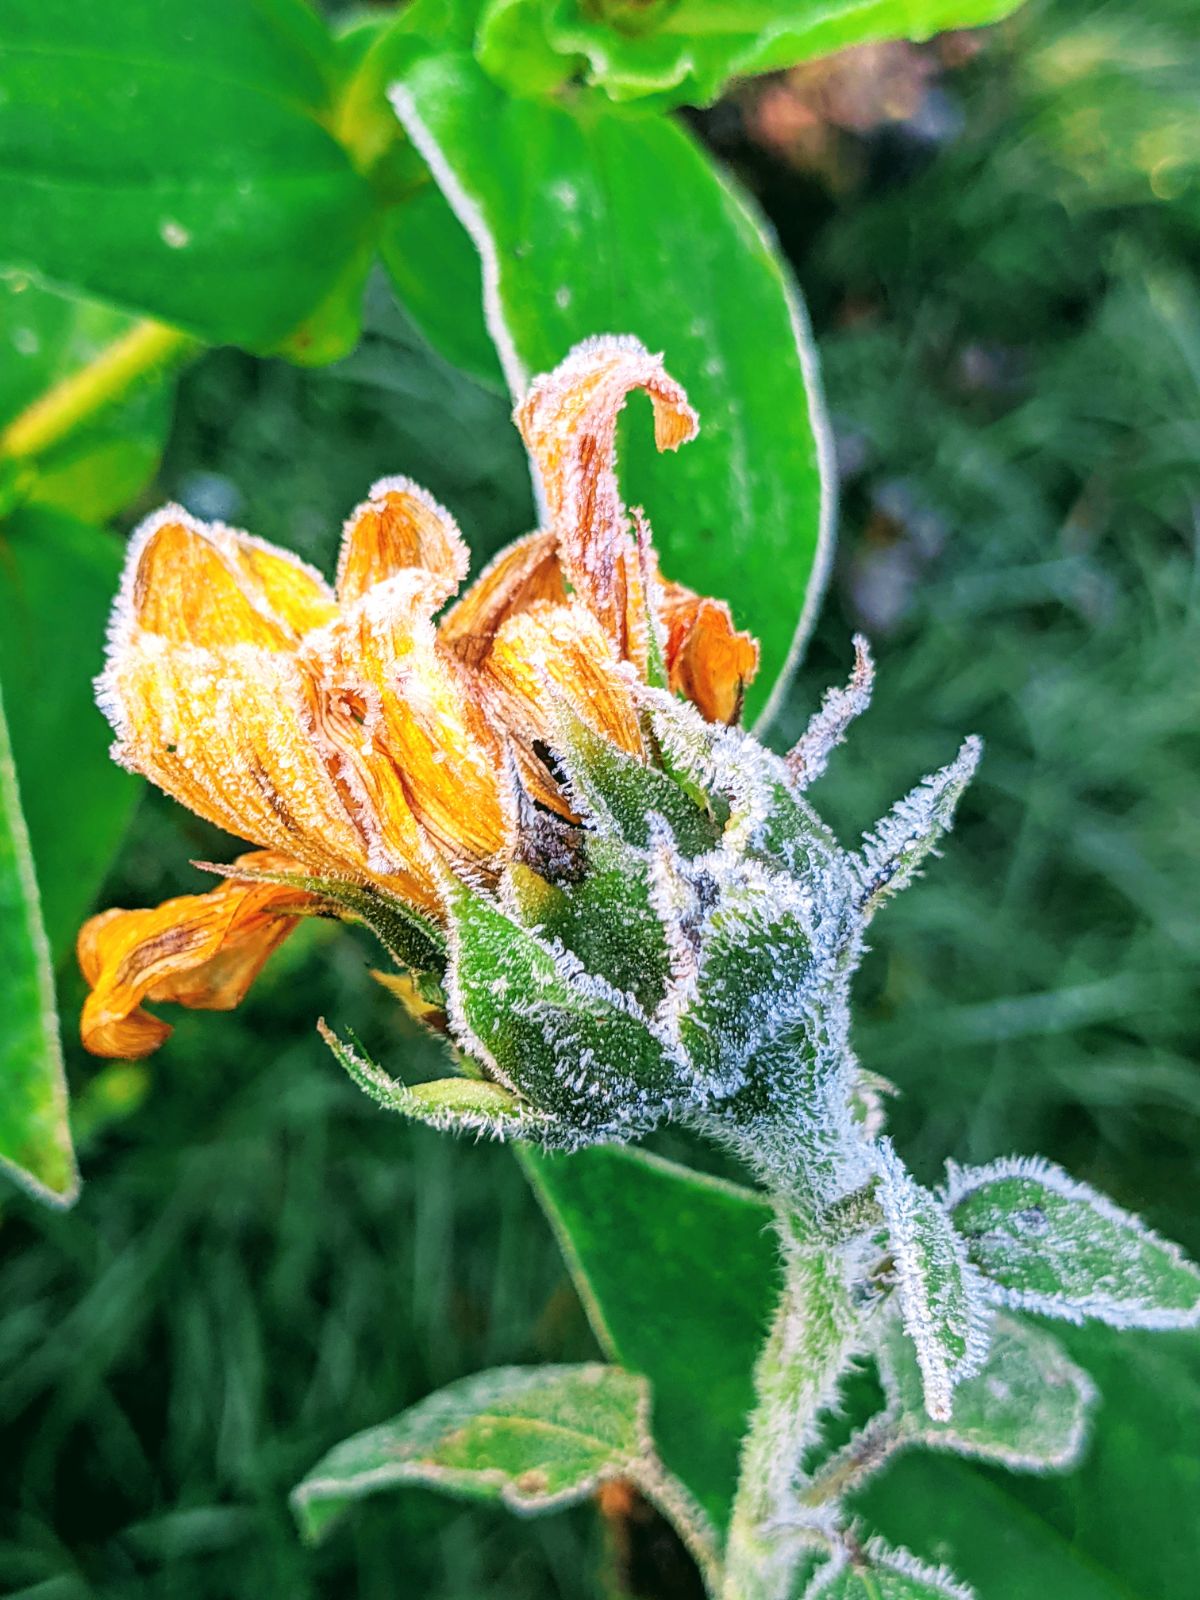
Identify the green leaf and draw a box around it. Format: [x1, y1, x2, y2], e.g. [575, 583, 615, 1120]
[0, 672, 77, 1206]
[0, 271, 175, 520]
[477, 0, 1028, 111]
[0, 0, 375, 355]
[519, 1143, 779, 1529]
[805, 1539, 974, 1599]
[876, 1310, 1095, 1472]
[291, 1363, 649, 1541]
[946, 1156, 1200, 1329]
[391, 52, 834, 724]
[877, 1141, 991, 1423]
[0, 508, 140, 959]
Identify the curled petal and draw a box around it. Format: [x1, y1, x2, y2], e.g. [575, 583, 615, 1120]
[336, 477, 470, 608]
[439, 529, 565, 669]
[78, 852, 320, 1058]
[658, 584, 760, 725]
[312, 574, 509, 872]
[514, 336, 697, 657]
[481, 600, 644, 808]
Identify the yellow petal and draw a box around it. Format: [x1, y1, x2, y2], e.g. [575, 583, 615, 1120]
[658, 584, 760, 725]
[439, 529, 565, 669]
[311, 573, 509, 872]
[78, 852, 319, 1059]
[514, 336, 698, 658]
[336, 476, 470, 608]
[481, 600, 644, 808]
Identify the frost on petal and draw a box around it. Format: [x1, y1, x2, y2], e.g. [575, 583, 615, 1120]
[480, 600, 644, 810]
[656, 582, 759, 725]
[311, 573, 509, 875]
[439, 530, 566, 670]
[514, 336, 698, 660]
[336, 477, 470, 609]
[77, 851, 320, 1058]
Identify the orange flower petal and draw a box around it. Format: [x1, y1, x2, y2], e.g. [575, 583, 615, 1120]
[311, 574, 509, 872]
[439, 529, 566, 670]
[481, 600, 644, 807]
[78, 852, 320, 1059]
[658, 584, 760, 725]
[336, 477, 470, 609]
[514, 337, 698, 658]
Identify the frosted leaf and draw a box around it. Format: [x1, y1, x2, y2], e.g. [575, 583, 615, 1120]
[874, 1308, 1095, 1472]
[856, 737, 981, 917]
[805, 1539, 976, 1600]
[785, 634, 874, 790]
[945, 1155, 1200, 1329]
[876, 1140, 991, 1423]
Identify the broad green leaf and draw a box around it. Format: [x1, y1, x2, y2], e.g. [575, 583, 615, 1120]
[0, 0, 374, 355]
[877, 1141, 991, 1423]
[291, 1363, 648, 1541]
[477, 0, 1027, 110]
[0, 673, 76, 1205]
[946, 1156, 1200, 1329]
[0, 508, 140, 959]
[875, 1311, 1095, 1471]
[805, 1539, 974, 1599]
[391, 51, 834, 724]
[0, 272, 176, 521]
[519, 1143, 779, 1528]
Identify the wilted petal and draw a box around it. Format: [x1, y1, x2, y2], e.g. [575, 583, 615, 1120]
[658, 584, 760, 725]
[311, 574, 509, 872]
[78, 852, 320, 1058]
[336, 476, 470, 608]
[439, 529, 565, 669]
[481, 601, 644, 807]
[514, 336, 697, 658]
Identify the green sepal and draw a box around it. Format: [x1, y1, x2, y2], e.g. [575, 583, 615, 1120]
[442, 874, 692, 1139]
[549, 695, 718, 858]
[945, 1156, 1200, 1330]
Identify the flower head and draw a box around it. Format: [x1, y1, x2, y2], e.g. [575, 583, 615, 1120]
[79, 336, 758, 1061]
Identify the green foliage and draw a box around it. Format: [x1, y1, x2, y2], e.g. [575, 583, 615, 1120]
[0, 674, 76, 1205]
[947, 1156, 1200, 1328]
[804, 1540, 975, 1599]
[292, 1364, 652, 1539]
[477, 0, 1029, 110]
[390, 48, 833, 723]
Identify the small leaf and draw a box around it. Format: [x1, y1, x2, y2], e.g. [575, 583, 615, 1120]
[0, 674, 77, 1206]
[477, 0, 1028, 111]
[857, 739, 982, 919]
[946, 1155, 1200, 1329]
[291, 1363, 650, 1542]
[806, 1538, 975, 1600]
[876, 1141, 991, 1422]
[876, 1310, 1096, 1472]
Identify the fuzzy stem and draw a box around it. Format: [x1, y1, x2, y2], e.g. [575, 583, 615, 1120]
[721, 1209, 860, 1600]
[0, 319, 197, 463]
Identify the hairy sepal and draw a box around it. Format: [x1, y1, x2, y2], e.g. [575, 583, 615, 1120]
[946, 1155, 1200, 1329]
[856, 738, 981, 919]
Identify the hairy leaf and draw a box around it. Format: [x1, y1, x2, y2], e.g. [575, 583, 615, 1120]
[806, 1538, 975, 1599]
[946, 1156, 1200, 1328]
[390, 50, 834, 723]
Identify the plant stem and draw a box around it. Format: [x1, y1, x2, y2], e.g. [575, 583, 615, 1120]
[721, 1210, 860, 1600]
[0, 319, 198, 463]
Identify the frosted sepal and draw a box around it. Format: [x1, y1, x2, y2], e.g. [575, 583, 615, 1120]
[857, 737, 981, 918]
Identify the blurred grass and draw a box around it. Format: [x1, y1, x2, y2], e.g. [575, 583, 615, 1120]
[3, 0, 1199, 1592]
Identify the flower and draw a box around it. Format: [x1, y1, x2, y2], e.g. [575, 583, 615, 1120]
[79, 336, 758, 1059]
